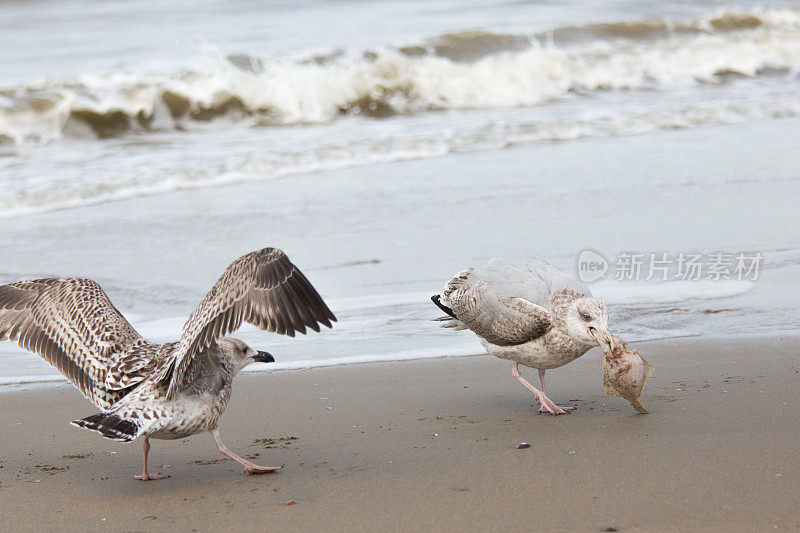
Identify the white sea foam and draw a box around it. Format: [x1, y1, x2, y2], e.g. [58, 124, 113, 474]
[593, 280, 756, 305]
[1, 7, 799, 146]
[2, 95, 799, 219]
[0, 270, 780, 387]
[0, 374, 66, 386]
[2, 7, 800, 219]
[244, 344, 484, 373]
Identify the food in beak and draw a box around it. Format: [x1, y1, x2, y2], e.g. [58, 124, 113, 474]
[601, 336, 654, 414]
[606, 334, 615, 352]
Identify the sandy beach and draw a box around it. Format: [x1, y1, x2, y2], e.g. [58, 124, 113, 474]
[2, 1, 800, 531]
[1, 334, 798, 532]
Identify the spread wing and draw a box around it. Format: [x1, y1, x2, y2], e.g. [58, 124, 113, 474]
[164, 248, 336, 399]
[442, 275, 552, 346]
[0, 278, 157, 410]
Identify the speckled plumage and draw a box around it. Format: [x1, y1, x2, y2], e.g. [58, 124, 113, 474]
[0, 247, 335, 478]
[434, 258, 614, 415]
[0, 277, 162, 410]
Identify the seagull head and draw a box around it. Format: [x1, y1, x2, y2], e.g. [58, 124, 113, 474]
[564, 297, 614, 351]
[218, 338, 275, 372]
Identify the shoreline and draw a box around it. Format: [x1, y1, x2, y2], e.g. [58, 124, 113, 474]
[0, 330, 791, 391]
[2, 334, 799, 531]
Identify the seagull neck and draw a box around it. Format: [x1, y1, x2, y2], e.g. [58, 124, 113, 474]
[545, 328, 592, 354]
[548, 289, 583, 316]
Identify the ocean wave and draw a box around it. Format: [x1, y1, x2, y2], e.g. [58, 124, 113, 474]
[2, 95, 799, 218]
[1, 7, 799, 146]
[534, 7, 800, 45]
[760, 248, 800, 269]
[404, 7, 800, 60]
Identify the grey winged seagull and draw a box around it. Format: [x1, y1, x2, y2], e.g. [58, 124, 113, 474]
[432, 258, 614, 415]
[0, 248, 335, 480]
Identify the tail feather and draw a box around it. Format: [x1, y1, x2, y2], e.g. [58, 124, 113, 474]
[72, 412, 140, 442]
[431, 295, 467, 330]
[431, 295, 457, 319]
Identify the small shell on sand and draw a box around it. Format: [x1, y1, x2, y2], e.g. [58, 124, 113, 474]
[602, 336, 654, 414]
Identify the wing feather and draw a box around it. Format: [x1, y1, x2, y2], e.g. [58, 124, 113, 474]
[441, 270, 553, 346]
[437, 257, 593, 346]
[0, 278, 156, 409]
[165, 248, 336, 399]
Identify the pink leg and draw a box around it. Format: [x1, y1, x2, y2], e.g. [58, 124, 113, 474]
[511, 363, 569, 416]
[134, 437, 169, 481]
[212, 429, 281, 475]
[536, 369, 576, 414]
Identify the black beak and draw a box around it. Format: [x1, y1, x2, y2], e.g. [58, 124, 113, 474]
[252, 351, 275, 363]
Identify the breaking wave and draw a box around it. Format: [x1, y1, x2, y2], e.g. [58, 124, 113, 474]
[2, 95, 799, 218]
[1, 7, 800, 146]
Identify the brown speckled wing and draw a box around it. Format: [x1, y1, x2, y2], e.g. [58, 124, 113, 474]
[0, 278, 156, 409]
[165, 248, 336, 399]
[445, 279, 552, 346]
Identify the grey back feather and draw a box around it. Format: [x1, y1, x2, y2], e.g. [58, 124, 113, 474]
[472, 258, 591, 308]
[439, 258, 591, 346]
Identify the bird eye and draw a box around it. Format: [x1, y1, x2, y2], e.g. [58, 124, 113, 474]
[581, 313, 592, 322]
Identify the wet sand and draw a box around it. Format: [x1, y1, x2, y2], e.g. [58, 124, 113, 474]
[1, 334, 799, 532]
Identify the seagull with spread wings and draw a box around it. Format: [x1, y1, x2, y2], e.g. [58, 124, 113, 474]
[0, 248, 335, 480]
[432, 258, 614, 415]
